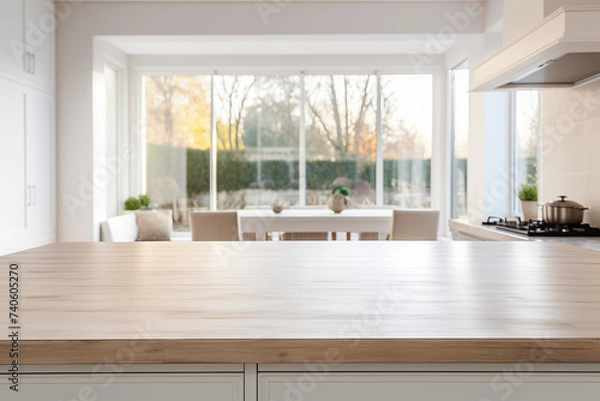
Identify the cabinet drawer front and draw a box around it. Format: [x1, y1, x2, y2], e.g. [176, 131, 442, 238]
[260, 373, 600, 401]
[1, 373, 243, 401]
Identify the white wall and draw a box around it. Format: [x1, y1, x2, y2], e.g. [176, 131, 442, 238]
[445, 29, 511, 222]
[445, 35, 485, 221]
[56, 1, 486, 241]
[502, 0, 545, 45]
[484, 0, 504, 33]
[539, 80, 600, 226]
[93, 39, 129, 239]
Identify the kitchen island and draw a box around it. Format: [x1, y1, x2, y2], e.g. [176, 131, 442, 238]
[1, 241, 600, 400]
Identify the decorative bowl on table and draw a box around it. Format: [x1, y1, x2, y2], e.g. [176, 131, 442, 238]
[327, 186, 351, 213]
[327, 193, 349, 213]
[271, 199, 287, 214]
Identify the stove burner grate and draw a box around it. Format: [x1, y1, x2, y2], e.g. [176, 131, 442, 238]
[482, 217, 600, 237]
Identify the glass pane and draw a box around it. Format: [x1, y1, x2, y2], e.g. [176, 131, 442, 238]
[514, 90, 540, 193]
[450, 66, 469, 218]
[105, 66, 119, 218]
[143, 75, 212, 231]
[305, 75, 377, 206]
[381, 74, 433, 208]
[214, 75, 300, 209]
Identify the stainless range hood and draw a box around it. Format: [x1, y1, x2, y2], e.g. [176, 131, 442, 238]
[472, 6, 600, 91]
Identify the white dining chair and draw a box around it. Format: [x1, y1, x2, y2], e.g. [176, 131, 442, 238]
[389, 209, 440, 240]
[190, 211, 240, 241]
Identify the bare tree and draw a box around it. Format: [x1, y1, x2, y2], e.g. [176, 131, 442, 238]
[384, 122, 427, 159]
[306, 76, 376, 158]
[146, 76, 179, 145]
[306, 75, 429, 161]
[145, 76, 211, 149]
[217, 76, 257, 150]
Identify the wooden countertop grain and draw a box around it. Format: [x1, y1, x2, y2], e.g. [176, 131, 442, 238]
[1, 241, 600, 364]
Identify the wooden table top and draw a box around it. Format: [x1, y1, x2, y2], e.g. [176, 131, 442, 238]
[1, 241, 600, 364]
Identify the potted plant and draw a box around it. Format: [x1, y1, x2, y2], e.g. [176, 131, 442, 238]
[124, 196, 141, 212]
[518, 184, 538, 221]
[327, 186, 351, 213]
[139, 194, 151, 210]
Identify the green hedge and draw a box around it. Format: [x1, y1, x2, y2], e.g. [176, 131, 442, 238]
[147, 143, 439, 196]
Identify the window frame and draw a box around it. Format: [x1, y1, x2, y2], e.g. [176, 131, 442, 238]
[510, 90, 541, 215]
[129, 60, 445, 230]
[448, 60, 469, 219]
[103, 56, 128, 218]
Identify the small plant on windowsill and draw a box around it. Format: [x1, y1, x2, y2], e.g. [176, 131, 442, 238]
[139, 194, 151, 210]
[518, 184, 538, 221]
[124, 196, 141, 212]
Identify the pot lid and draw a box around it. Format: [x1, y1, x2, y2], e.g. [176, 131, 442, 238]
[545, 195, 586, 209]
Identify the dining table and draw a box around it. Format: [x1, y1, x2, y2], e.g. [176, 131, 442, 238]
[237, 208, 394, 240]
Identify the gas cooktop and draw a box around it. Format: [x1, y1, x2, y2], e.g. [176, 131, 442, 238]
[482, 217, 600, 237]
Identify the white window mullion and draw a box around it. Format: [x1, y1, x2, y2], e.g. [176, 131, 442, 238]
[137, 73, 146, 198]
[210, 72, 217, 211]
[375, 72, 384, 206]
[510, 91, 517, 214]
[299, 72, 307, 206]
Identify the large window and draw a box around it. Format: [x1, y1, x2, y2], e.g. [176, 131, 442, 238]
[513, 90, 540, 211]
[305, 75, 377, 206]
[105, 66, 120, 218]
[143, 73, 434, 231]
[449, 63, 469, 218]
[214, 75, 300, 209]
[382, 74, 433, 208]
[144, 75, 212, 230]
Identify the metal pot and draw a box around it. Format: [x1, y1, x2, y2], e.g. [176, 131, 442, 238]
[540, 195, 590, 225]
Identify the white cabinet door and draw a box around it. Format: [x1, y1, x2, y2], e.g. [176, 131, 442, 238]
[26, 89, 55, 236]
[0, 374, 244, 401]
[0, 80, 27, 240]
[24, 0, 53, 88]
[0, 0, 25, 77]
[259, 373, 600, 401]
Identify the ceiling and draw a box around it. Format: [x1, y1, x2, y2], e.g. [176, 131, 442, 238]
[60, 0, 485, 2]
[107, 34, 457, 55]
